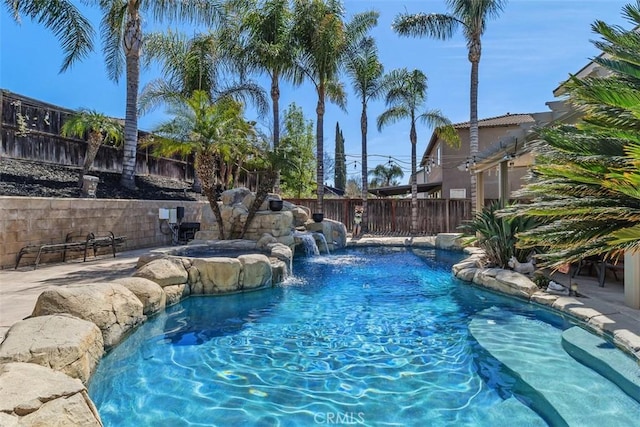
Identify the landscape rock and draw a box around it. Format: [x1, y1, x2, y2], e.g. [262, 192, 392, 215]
[133, 257, 188, 287]
[435, 233, 464, 250]
[268, 243, 293, 268]
[135, 253, 168, 269]
[190, 257, 242, 294]
[113, 277, 166, 315]
[31, 283, 145, 349]
[270, 259, 288, 284]
[0, 315, 103, 384]
[469, 267, 539, 300]
[239, 254, 272, 290]
[291, 206, 310, 226]
[164, 284, 190, 306]
[0, 362, 102, 426]
[256, 233, 277, 250]
[221, 187, 252, 206]
[456, 267, 478, 282]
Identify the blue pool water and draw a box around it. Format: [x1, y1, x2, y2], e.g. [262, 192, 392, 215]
[88, 247, 640, 426]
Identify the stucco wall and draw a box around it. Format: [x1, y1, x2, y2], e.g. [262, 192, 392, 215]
[423, 125, 528, 200]
[0, 196, 214, 269]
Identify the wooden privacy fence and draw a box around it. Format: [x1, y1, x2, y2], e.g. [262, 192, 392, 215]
[285, 198, 473, 235]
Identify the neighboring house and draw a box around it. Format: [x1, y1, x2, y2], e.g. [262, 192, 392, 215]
[458, 54, 610, 211]
[419, 113, 538, 202]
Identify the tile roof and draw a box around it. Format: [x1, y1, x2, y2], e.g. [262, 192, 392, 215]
[452, 113, 535, 129]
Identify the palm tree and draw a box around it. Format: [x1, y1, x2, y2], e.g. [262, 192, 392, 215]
[93, 0, 222, 190]
[292, 0, 377, 216]
[377, 68, 459, 234]
[504, 3, 640, 267]
[228, 0, 297, 193]
[368, 163, 404, 188]
[139, 30, 268, 116]
[344, 35, 384, 234]
[147, 91, 253, 239]
[392, 0, 507, 211]
[61, 109, 123, 188]
[4, 0, 94, 72]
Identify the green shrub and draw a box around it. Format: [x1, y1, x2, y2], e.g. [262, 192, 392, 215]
[460, 202, 537, 268]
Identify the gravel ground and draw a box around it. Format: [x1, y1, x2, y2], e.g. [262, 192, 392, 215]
[0, 157, 204, 201]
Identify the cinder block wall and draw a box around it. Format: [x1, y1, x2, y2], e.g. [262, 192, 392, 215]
[0, 196, 214, 269]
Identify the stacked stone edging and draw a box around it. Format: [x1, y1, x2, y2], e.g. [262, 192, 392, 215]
[452, 248, 640, 363]
[0, 238, 294, 426]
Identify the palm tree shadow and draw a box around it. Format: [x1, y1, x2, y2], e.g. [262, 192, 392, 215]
[38, 263, 136, 287]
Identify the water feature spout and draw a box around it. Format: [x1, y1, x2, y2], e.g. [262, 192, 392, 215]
[313, 232, 330, 255]
[293, 230, 320, 256]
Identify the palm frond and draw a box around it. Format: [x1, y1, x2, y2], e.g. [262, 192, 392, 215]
[392, 13, 460, 39]
[7, 0, 95, 72]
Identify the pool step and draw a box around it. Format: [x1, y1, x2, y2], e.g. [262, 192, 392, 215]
[561, 326, 640, 404]
[483, 397, 547, 426]
[469, 307, 640, 426]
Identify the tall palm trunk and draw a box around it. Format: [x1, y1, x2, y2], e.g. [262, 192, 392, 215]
[469, 43, 481, 211]
[360, 102, 368, 233]
[271, 71, 282, 193]
[78, 131, 102, 187]
[410, 122, 418, 235]
[120, 9, 142, 190]
[315, 84, 325, 215]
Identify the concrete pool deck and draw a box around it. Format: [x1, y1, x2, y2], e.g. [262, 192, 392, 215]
[1, 240, 639, 362]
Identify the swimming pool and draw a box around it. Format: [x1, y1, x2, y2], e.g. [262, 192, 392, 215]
[88, 247, 640, 426]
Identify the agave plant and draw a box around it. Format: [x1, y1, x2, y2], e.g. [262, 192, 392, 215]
[460, 202, 537, 268]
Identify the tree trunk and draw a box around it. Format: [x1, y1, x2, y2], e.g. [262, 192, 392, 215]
[316, 84, 325, 215]
[234, 158, 243, 189]
[120, 10, 142, 190]
[410, 122, 418, 235]
[196, 153, 225, 239]
[469, 57, 480, 212]
[78, 131, 102, 188]
[271, 72, 282, 194]
[241, 170, 276, 239]
[360, 103, 368, 234]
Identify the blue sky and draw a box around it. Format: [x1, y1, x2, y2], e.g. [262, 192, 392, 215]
[1, 0, 628, 184]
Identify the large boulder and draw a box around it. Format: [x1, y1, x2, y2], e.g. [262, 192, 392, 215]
[113, 277, 166, 315]
[473, 268, 539, 299]
[221, 187, 252, 207]
[133, 257, 188, 287]
[290, 206, 310, 227]
[190, 258, 242, 294]
[0, 315, 103, 384]
[435, 233, 464, 250]
[0, 362, 102, 426]
[270, 259, 288, 284]
[164, 284, 190, 306]
[267, 243, 293, 267]
[239, 254, 272, 290]
[31, 283, 145, 349]
[135, 253, 168, 269]
[256, 233, 277, 250]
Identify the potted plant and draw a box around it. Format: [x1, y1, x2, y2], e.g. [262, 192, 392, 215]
[269, 199, 284, 211]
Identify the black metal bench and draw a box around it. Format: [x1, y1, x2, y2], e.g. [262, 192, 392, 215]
[15, 231, 127, 270]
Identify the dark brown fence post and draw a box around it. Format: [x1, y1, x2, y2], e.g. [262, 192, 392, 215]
[391, 199, 396, 233]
